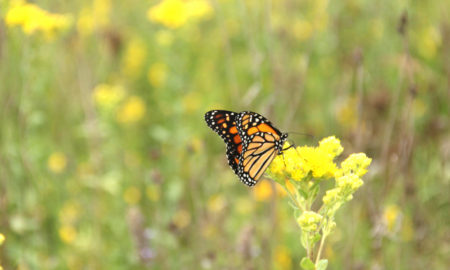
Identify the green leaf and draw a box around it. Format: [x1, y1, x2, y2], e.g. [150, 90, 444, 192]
[298, 188, 309, 199]
[300, 257, 315, 270]
[311, 233, 322, 245]
[316, 259, 328, 270]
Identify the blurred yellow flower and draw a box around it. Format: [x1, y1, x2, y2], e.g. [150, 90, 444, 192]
[172, 209, 191, 229]
[383, 204, 401, 233]
[147, 0, 213, 29]
[185, 0, 213, 19]
[253, 179, 274, 201]
[0, 233, 4, 245]
[147, 63, 167, 88]
[146, 185, 160, 202]
[48, 152, 67, 173]
[292, 19, 313, 41]
[207, 194, 226, 213]
[77, 0, 111, 36]
[122, 38, 147, 78]
[274, 246, 292, 270]
[59, 225, 77, 244]
[417, 26, 441, 60]
[93, 83, 124, 110]
[5, 1, 72, 39]
[311, 0, 329, 31]
[123, 186, 142, 205]
[116, 96, 146, 124]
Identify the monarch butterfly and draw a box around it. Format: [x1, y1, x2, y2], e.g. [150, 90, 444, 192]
[205, 110, 288, 186]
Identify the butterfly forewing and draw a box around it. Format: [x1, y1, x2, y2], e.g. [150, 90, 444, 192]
[204, 110, 242, 175]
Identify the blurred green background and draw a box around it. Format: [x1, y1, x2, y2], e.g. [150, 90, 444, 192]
[0, 0, 449, 269]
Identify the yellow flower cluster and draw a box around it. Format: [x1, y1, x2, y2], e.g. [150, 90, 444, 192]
[77, 0, 111, 36]
[322, 153, 370, 216]
[147, 0, 213, 29]
[121, 37, 147, 79]
[58, 201, 80, 245]
[47, 152, 68, 173]
[269, 136, 343, 181]
[297, 211, 323, 232]
[93, 83, 125, 110]
[5, 1, 72, 39]
[116, 96, 147, 124]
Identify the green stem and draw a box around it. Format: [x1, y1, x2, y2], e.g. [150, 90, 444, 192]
[279, 180, 305, 211]
[315, 232, 328, 265]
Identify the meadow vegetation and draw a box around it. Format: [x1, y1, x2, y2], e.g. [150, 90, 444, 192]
[0, 0, 448, 269]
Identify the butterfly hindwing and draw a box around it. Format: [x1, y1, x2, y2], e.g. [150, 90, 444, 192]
[204, 110, 242, 175]
[236, 111, 288, 186]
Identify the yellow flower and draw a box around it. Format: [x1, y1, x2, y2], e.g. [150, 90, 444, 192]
[147, 0, 189, 28]
[292, 19, 313, 41]
[59, 225, 77, 244]
[252, 180, 274, 201]
[121, 38, 147, 78]
[92, 83, 124, 110]
[417, 25, 441, 60]
[147, 63, 167, 87]
[0, 233, 5, 245]
[274, 246, 292, 270]
[269, 138, 340, 181]
[123, 186, 142, 205]
[185, 0, 213, 20]
[383, 204, 401, 233]
[48, 152, 67, 173]
[297, 146, 337, 178]
[77, 0, 111, 36]
[340, 153, 372, 177]
[297, 211, 322, 232]
[322, 188, 340, 206]
[318, 136, 343, 159]
[336, 174, 363, 195]
[116, 96, 146, 124]
[172, 209, 191, 229]
[5, 1, 72, 39]
[147, 0, 213, 29]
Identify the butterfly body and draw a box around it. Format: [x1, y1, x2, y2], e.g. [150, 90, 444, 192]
[205, 110, 288, 186]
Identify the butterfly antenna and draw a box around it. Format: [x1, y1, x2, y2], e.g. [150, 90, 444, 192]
[286, 131, 315, 140]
